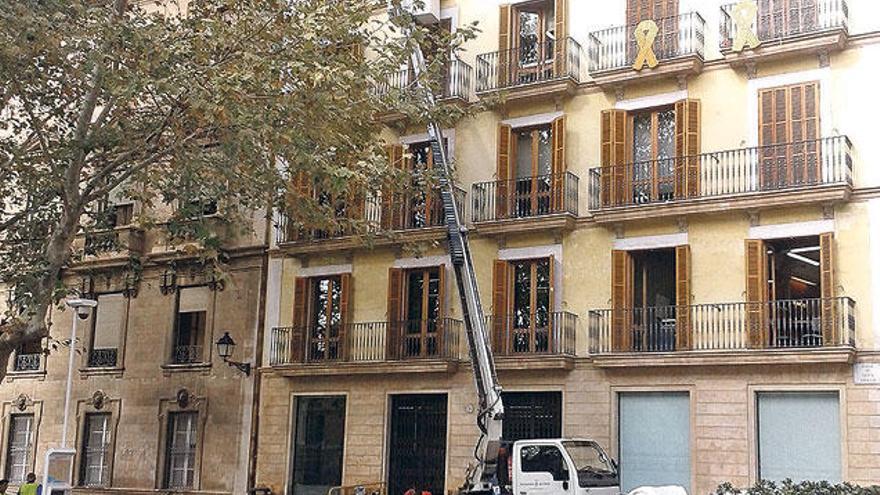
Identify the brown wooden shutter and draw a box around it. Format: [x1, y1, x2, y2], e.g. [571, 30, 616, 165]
[600, 110, 629, 207]
[675, 245, 692, 350]
[819, 232, 836, 345]
[758, 82, 821, 188]
[674, 99, 701, 199]
[387, 268, 404, 360]
[492, 260, 509, 355]
[383, 145, 404, 230]
[437, 264, 448, 356]
[339, 273, 352, 361]
[554, 0, 568, 76]
[547, 254, 557, 353]
[551, 115, 567, 211]
[745, 239, 768, 348]
[498, 5, 512, 87]
[611, 250, 633, 351]
[292, 277, 309, 363]
[497, 124, 513, 219]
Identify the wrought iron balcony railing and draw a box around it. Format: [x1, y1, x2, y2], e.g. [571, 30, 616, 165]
[383, 185, 466, 231]
[472, 172, 578, 223]
[269, 318, 462, 366]
[87, 348, 119, 368]
[171, 345, 203, 365]
[589, 297, 855, 354]
[372, 60, 474, 101]
[476, 37, 584, 93]
[13, 353, 41, 372]
[588, 12, 705, 73]
[588, 136, 852, 210]
[487, 311, 577, 356]
[720, 0, 848, 50]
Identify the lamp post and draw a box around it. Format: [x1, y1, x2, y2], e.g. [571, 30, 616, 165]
[215, 332, 251, 376]
[62, 298, 97, 447]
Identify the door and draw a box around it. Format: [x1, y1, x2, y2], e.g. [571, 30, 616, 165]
[618, 392, 690, 492]
[288, 396, 346, 495]
[510, 258, 553, 353]
[512, 126, 553, 218]
[515, 2, 555, 84]
[757, 0, 818, 39]
[501, 392, 562, 442]
[515, 443, 573, 495]
[630, 108, 676, 204]
[402, 267, 444, 358]
[757, 392, 841, 482]
[388, 394, 448, 495]
[758, 82, 820, 189]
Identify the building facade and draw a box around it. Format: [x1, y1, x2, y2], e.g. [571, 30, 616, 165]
[257, 1, 880, 494]
[1, 206, 268, 494]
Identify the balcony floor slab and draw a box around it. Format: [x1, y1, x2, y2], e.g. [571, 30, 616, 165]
[722, 30, 848, 68]
[472, 213, 576, 236]
[590, 346, 855, 368]
[265, 359, 460, 377]
[477, 77, 577, 104]
[590, 56, 703, 90]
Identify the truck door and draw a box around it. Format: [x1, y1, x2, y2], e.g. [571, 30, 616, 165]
[514, 444, 573, 495]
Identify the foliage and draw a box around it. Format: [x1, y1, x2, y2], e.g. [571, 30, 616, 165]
[715, 480, 880, 495]
[0, 0, 480, 378]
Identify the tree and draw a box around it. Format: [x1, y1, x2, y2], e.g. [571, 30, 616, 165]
[0, 0, 479, 381]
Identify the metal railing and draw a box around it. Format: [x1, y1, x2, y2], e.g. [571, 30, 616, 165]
[588, 136, 852, 210]
[476, 37, 583, 92]
[487, 311, 577, 356]
[269, 318, 462, 366]
[87, 348, 119, 368]
[589, 297, 856, 354]
[274, 195, 379, 245]
[472, 172, 579, 222]
[84, 231, 118, 255]
[372, 60, 474, 100]
[588, 12, 705, 73]
[384, 185, 466, 231]
[720, 0, 848, 50]
[171, 345, 203, 365]
[13, 353, 41, 372]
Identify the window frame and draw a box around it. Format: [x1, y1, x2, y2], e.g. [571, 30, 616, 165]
[628, 106, 677, 204]
[156, 395, 206, 491]
[74, 396, 121, 489]
[168, 285, 215, 367]
[0, 399, 42, 484]
[306, 275, 344, 362]
[508, 257, 553, 353]
[82, 291, 129, 371]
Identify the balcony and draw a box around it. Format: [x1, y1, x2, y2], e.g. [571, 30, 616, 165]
[488, 311, 578, 370]
[171, 345, 204, 365]
[719, 0, 848, 66]
[471, 172, 579, 234]
[268, 318, 462, 375]
[13, 353, 41, 373]
[587, 12, 705, 88]
[588, 297, 856, 367]
[75, 226, 145, 263]
[87, 348, 119, 368]
[373, 60, 474, 120]
[275, 187, 466, 254]
[588, 136, 852, 223]
[476, 37, 584, 102]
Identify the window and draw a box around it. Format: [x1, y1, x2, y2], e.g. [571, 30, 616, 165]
[516, 1, 555, 71]
[289, 397, 346, 495]
[88, 293, 126, 368]
[308, 276, 344, 361]
[13, 340, 41, 372]
[630, 108, 676, 204]
[513, 126, 553, 218]
[511, 258, 551, 353]
[4, 414, 34, 483]
[520, 445, 568, 481]
[402, 267, 444, 358]
[758, 82, 820, 189]
[501, 392, 562, 442]
[164, 412, 198, 489]
[403, 140, 448, 229]
[80, 413, 111, 487]
[626, 0, 678, 60]
[757, 0, 818, 40]
[757, 391, 840, 482]
[172, 287, 209, 364]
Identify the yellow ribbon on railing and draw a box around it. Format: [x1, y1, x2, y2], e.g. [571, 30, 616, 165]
[632, 20, 660, 71]
[732, 0, 762, 52]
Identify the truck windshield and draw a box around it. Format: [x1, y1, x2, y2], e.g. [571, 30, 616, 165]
[561, 441, 618, 488]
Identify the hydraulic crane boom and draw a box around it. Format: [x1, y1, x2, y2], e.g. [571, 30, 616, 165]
[387, 4, 504, 493]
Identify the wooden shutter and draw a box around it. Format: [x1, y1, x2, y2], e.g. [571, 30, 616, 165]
[745, 239, 768, 348]
[600, 110, 629, 207]
[675, 245, 691, 350]
[674, 99, 701, 199]
[554, 0, 568, 76]
[437, 264, 448, 356]
[497, 124, 513, 219]
[339, 273, 352, 361]
[547, 254, 557, 353]
[611, 250, 633, 351]
[382, 144, 404, 230]
[551, 115, 566, 211]
[387, 268, 404, 360]
[498, 5, 512, 87]
[758, 82, 821, 189]
[492, 260, 509, 355]
[292, 277, 309, 363]
[819, 232, 836, 345]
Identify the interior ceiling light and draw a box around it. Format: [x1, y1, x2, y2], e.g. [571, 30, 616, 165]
[790, 246, 821, 254]
[787, 252, 820, 266]
[790, 275, 817, 287]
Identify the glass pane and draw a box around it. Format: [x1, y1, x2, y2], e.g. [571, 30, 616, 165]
[657, 110, 676, 161]
[537, 128, 552, 176]
[535, 259, 550, 327]
[632, 114, 653, 165]
[519, 12, 539, 65]
[427, 269, 441, 322]
[512, 262, 532, 328]
[516, 131, 533, 179]
[329, 278, 341, 338]
[406, 271, 424, 324]
[291, 397, 346, 495]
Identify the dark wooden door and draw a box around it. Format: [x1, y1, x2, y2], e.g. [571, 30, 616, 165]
[501, 392, 562, 442]
[388, 394, 448, 495]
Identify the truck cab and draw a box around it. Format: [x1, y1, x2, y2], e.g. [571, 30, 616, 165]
[510, 439, 620, 495]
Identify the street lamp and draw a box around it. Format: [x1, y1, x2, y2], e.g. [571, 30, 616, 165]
[215, 332, 251, 376]
[62, 298, 97, 447]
